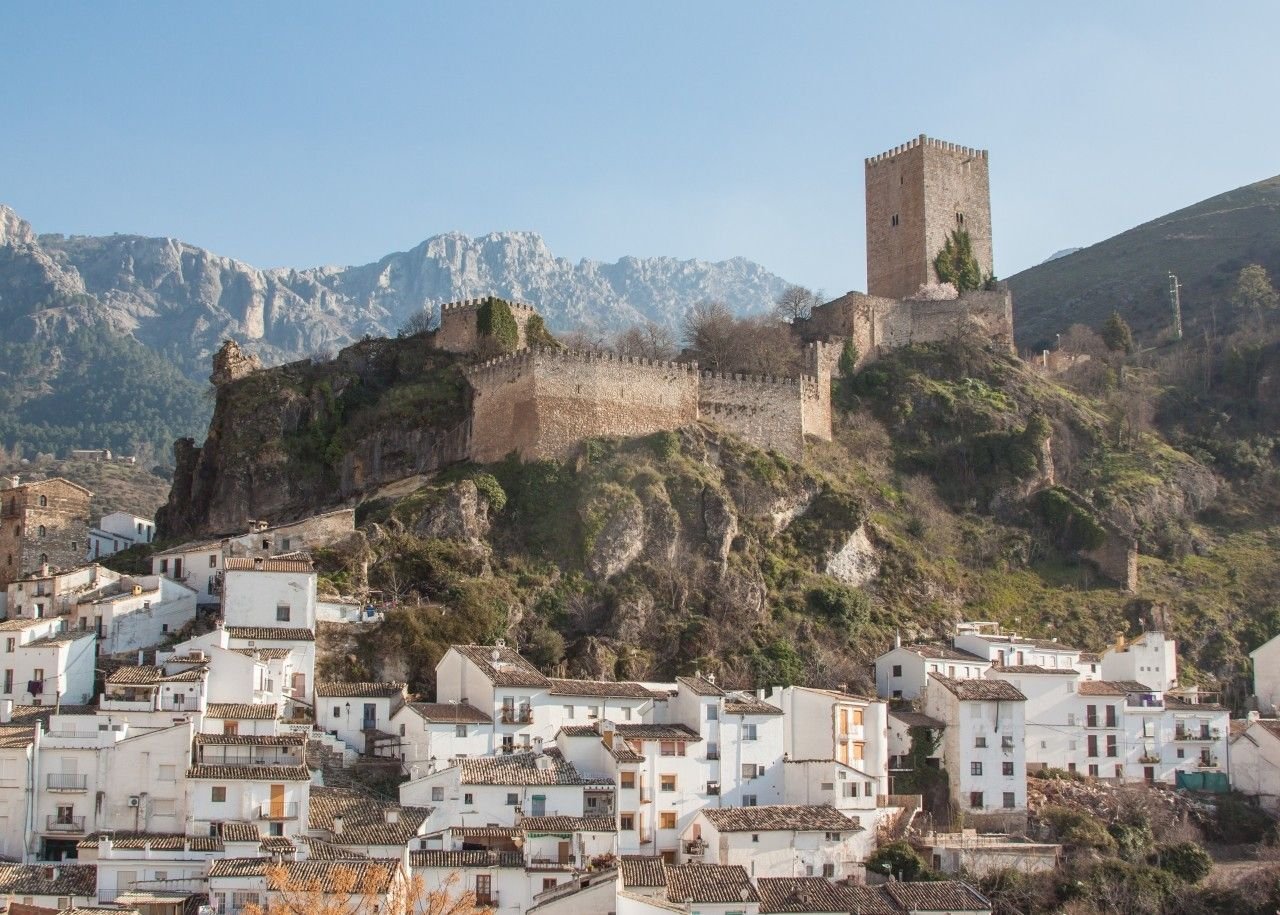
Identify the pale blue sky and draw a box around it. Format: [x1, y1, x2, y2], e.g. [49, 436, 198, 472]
[3, 2, 1276, 294]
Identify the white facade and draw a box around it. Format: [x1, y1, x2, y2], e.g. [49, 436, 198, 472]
[5, 564, 119, 620]
[1251, 634, 1280, 716]
[385, 701, 494, 773]
[76, 575, 198, 656]
[152, 541, 225, 605]
[1230, 718, 1280, 812]
[88, 512, 155, 560]
[0, 618, 96, 706]
[315, 681, 406, 753]
[1100, 630, 1178, 691]
[222, 560, 318, 631]
[874, 644, 990, 700]
[686, 806, 868, 879]
[767, 686, 888, 793]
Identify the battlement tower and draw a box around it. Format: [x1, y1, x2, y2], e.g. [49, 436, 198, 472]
[865, 134, 992, 300]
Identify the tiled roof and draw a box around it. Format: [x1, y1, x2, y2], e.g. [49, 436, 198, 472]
[620, 856, 667, 888]
[405, 702, 492, 724]
[108, 665, 210, 685]
[10, 704, 95, 724]
[153, 538, 225, 556]
[1079, 651, 1101, 663]
[449, 826, 519, 838]
[676, 675, 725, 697]
[889, 710, 946, 729]
[1252, 719, 1280, 742]
[230, 647, 293, 660]
[756, 877, 860, 914]
[724, 693, 783, 716]
[62, 908, 142, 915]
[260, 836, 298, 854]
[224, 557, 315, 573]
[450, 644, 550, 688]
[315, 681, 405, 699]
[186, 764, 311, 780]
[665, 864, 758, 905]
[1166, 697, 1227, 711]
[549, 678, 653, 699]
[842, 886, 903, 915]
[615, 723, 703, 742]
[194, 733, 306, 746]
[224, 626, 314, 641]
[609, 740, 645, 764]
[78, 832, 223, 852]
[990, 665, 1079, 675]
[0, 864, 97, 896]
[1110, 680, 1159, 693]
[557, 725, 600, 738]
[519, 816, 616, 833]
[26, 630, 96, 647]
[457, 750, 607, 786]
[0, 725, 35, 748]
[701, 805, 860, 833]
[204, 702, 278, 719]
[208, 859, 400, 893]
[410, 850, 522, 869]
[930, 675, 1025, 701]
[0, 617, 51, 632]
[904, 643, 988, 662]
[1077, 680, 1127, 696]
[883, 880, 990, 912]
[309, 786, 429, 845]
[218, 822, 260, 843]
[296, 836, 367, 860]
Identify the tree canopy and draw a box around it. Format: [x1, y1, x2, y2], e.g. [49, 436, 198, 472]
[933, 229, 983, 292]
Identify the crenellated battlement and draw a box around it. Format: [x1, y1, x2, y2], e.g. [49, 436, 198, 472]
[440, 296, 539, 316]
[436, 295, 540, 354]
[865, 133, 988, 166]
[465, 345, 699, 382]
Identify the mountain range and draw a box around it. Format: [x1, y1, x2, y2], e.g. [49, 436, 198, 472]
[0, 205, 790, 374]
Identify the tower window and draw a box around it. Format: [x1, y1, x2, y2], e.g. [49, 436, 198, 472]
[891, 214, 899, 227]
[38, 496, 47, 507]
[957, 212, 965, 226]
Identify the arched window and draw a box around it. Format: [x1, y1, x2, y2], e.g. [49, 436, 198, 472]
[38, 495, 47, 507]
[39, 553, 48, 564]
[37, 525, 46, 538]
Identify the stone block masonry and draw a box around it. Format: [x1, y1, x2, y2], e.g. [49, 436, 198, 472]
[0, 477, 92, 587]
[436, 297, 540, 355]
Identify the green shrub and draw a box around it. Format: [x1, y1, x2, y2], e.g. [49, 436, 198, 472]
[1040, 805, 1116, 850]
[477, 297, 520, 353]
[525, 314, 559, 348]
[804, 581, 870, 629]
[866, 841, 932, 882]
[1031, 487, 1108, 552]
[1153, 842, 1213, 884]
[469, 472, 507, 512]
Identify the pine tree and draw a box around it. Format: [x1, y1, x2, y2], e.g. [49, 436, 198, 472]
[1100, 311, 1134, 354]
[933, 229, 983, 292]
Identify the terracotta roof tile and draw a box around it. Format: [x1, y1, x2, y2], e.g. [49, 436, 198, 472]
[0, 864, 97, 896]
[620, 856, 667, 888]
[410, 850, 522, 869]
[308, 786, 429, 846]
[723, 693, 783, 716]
[614, 723, 702, 742]
[519, 816, 616, 833]
[208, 859, 400, 893]
[665, 864, 758, 905]
[548, 678, 653, 699]
[315, 681, 405, 699]
[450, 644, 550, 688]
[204, 702, 278, 719]
[756, 877, 862, 914]
[676, 675, 725, 697]
[405, 703, 492, 724]
[218, 822, 260, 843]
[186, 764, 311, 780]
[990, 665, 1078, 675]
[224, 626, 314, 641]
[224, 558, 314, 573]
[889, 710, 946, 729]
[930, 675, 1025, 701]
[78, 832, 223, 852]
[457, 750, 607, 786]
[296, 836, 367, 860]
[449, 826, 519, 838]
[904, 643, 989, 662]
[194, 734, 306, 746]
[701, 805, 861, 833]
[883, 880, 990, 912]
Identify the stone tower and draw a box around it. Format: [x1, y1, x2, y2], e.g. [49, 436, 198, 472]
[864, 134, 992, 300]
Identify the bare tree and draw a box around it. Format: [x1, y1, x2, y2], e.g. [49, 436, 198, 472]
[559, 327, 609, 353]
[247, 864, 489, 915]
[681, 300, 739, 372]
[613, 321, 677, 361]
[399, 307, 435, 337]
[774, 285, 822, 323]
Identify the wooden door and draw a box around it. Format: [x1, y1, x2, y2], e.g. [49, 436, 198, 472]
[270, 783, 285, 818]
[474, 875, 491, 904]
[223, 720, 238, 736]
[557, 840, 571, 864]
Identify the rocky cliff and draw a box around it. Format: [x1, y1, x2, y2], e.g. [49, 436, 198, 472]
[1, 205, 790, 376]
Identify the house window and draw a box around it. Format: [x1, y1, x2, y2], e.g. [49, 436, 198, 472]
[971, 762, 983, 776]
[455, 724, 467, 738]
[742, 764, 757, 780]
[891, 214, 899, 227]
[974, 736, 987, 748]
[4, 639, 11, 653]
[1003, 792, 1016, 809]
[620, 772, 636, 789]
[1001, 735, 1014, 749]
[39, 496, 47, 507]
[620, 813, 635, 830]
[211, 786, 227, 802]
[891, 664, 902, 676]
[563, 705, 574, 719]
[822, 863, 836, 878]
[463, 793, 473, 804]
[1002, 762, 1014, 776]
[276, 603, 290, 622]
[37, 526, 45, 538]
[751, 834, 760, 843]
[431, 787, 444, 802]
[1088, 764, 1100, 777]
[743, 794, 757, 806]
[158, 765, 176, 782]
[707, 705, 719, 721]
[1087, 735, 1098, 757]
[660, 774, 677, 792]
[622, 706, 633, 720]
[659, 812, 677, 830]
[1107, 735, 1118, 757]
[824, 831, 842, 841]
[743, 724, 757, 741]
[542, 879, 557, 892]
[2, 670, 11, 694]
[160, 559, 168, 573]
[333, 706, 341, 718]
[209, 555, 217, 568]
[969, 792, 983, 809]
[506, 793, 519, 806]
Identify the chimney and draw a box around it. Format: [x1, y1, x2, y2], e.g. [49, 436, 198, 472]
[894, 631, 902, 649]
[332, 815, 344, 835]
[254, 557, 264, 569]
[1115, 633, 1126, 651]
[0, 699, 11, 724]
[385, 809, 400, 825]
[1248, 710, 1261, 723]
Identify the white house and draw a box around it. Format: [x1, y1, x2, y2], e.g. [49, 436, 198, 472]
[79, 831, 222, 903]
[4, 563, 120, 620]
[0, 617, 96, 706]
[152, 539, 226, 607]
[984, 665, 1082, 774]
[75, 574, 198, 656]
[1230, 717, 1280, 812]
[89, 511, 155, 560]
[186, 747, 312, 838]
[221, 557, 318, 631]
[1250, 634, 1280, 716]
[315, 681, 408, 754]
[686, 805, 867, 879]
[780, 759, 880, 823]
[383, 701, 494, 773]
[435, 643, 552, 753]
[874, 642, 990, 700]
[766, 686, 889, 792]
[1100, 630, 1178, 691]
[953, 622, 1082, 672]
[922, 675, 1027, 829]
[410, 849, 523, 914]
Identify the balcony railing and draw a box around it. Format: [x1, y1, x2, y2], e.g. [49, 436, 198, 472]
[1196, 757, 1220, 769]
[1175, 728, 1217, 742]
[706, 749, 720, 760]
[258, 802, 300, 819]
[500, 709, 533, 725]
[475, 894, 498, 908]
[46, 815, 86, 832]
[1138, 754, 1160, 764]
[527, 857, 575, 871]
[684, 839, 707, 856]
[47, 773, 88, 791]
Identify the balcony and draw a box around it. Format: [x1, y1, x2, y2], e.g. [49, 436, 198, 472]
[46, 815, 86, 833]
[527, 857, 576, 871]
[706, 749, 720, 760]
[1196, 757, 1221, 769]
[258, 802, 300, 820]
[1175, 728, 1217, 742]
[500, 709, 533, 725]
[47, 773, 88, 791]
[474, 894, 499, 909]
[683, 839, 707, 857]
[1138, 754, 1161, 765]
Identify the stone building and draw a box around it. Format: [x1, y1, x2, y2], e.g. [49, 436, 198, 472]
[435, 297, 540, 355]
[865, 134, 993, 301]
[0, 477, 92, 588]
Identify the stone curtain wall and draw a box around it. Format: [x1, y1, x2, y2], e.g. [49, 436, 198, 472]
[436, 299, 539, 354]
[467, 350, 701, 463]
[0, 479, 92, 586]
[865, 135, 991, 301]
[698, 373, 809, 459]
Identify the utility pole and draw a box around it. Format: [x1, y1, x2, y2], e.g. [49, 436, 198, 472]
[1168, 272, 1183, 341]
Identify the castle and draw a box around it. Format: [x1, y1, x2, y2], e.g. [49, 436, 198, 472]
[439, 134, 1011, 463]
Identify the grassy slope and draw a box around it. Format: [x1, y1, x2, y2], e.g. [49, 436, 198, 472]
[1008, 175, 1280, 350]
[0, 456, 172, 519]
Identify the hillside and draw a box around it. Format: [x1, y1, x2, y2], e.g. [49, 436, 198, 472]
[165, 324, 1279, 712]
[1008, 174, 1280, 350]
[0, 456, 172, 520]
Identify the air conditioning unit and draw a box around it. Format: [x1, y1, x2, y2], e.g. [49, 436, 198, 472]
[127, 796, 141, 807]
